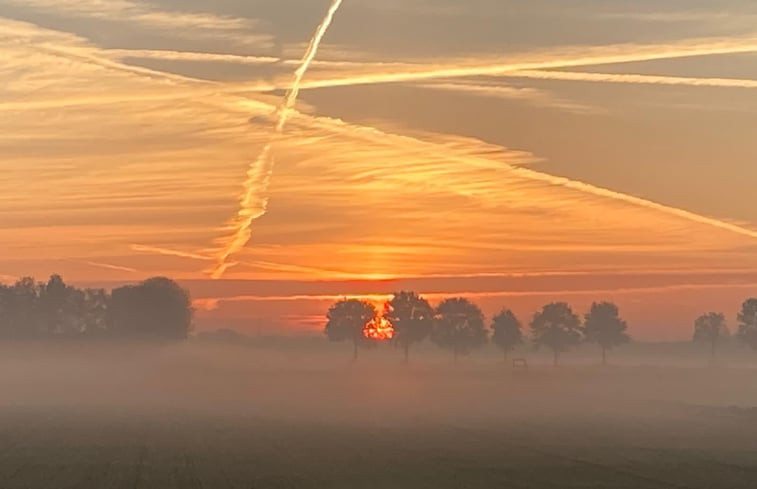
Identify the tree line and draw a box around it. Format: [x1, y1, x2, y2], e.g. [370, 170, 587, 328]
[325, 292, 757, 365]
[0, 275, 192, 340]
[325, 292, 628, 365]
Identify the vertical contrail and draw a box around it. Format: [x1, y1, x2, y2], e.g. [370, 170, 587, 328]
[212, 0, 344, 278]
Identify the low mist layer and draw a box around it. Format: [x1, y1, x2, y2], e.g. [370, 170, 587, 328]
[1, 341, 756, 488]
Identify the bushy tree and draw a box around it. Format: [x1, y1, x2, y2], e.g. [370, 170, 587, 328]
[324, 299, 377, 360]
[490, 309, 523, 361]
[432, 298, 488, 362]
[693, 312, 728, 364]
[384, 291, 434, 363]
[109, 277, 193, 340]
[531, 302, 581, 366]
[736, 299, 757, 350]
[583, 302, 630, 365]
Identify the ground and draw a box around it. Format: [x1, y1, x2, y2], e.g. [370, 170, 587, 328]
[0, 343, 755, 488]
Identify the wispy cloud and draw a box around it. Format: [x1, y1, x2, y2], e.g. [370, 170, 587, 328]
[596, 10, 757, 26]
[2, 17, 757, 290]
[418, 81, 597, 114]
[194, 282, 757, 304]
[1, 0, 273, 47]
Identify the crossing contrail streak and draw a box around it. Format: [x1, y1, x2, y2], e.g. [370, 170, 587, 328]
[243, 36, 757, 92]
[211, 0, 344, 278]
[504, 70, 757, 89]
[106, 47, 408, 69]
[36, 32, 755, 249]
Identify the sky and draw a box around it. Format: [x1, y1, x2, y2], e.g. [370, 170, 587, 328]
[1, 0, 757, 340]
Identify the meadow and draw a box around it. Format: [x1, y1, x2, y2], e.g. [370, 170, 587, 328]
[0, 341, 756, 488]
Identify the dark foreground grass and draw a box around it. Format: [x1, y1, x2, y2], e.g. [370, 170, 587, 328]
[0, 403, 755, 489]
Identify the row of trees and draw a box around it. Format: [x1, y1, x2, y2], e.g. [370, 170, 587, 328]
[693, 299, 757, 362]
[324, 292, 630, 365]
[326, 293, 757, 365]
[0, 275, 193, 340]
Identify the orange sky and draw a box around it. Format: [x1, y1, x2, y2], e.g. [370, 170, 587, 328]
[1, 1, 757, 339]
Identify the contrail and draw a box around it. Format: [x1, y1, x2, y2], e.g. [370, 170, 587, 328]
[211, 0, 345, 278]
[506, 166, 757, 239]
[298, 113, 757, 241]
[81, 260, 138, 273]
[20, 32, 757, 248]
[130, 244, 212, 261]
[107, 48, 280, 65]
[505, 69, 757, 89]
[105, 35, 757, 93]
[240, 35, 757, 92]
[132, 243, 360, 277]
[106, 47, 407, 69]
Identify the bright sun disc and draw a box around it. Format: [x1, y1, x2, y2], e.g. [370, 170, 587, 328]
[363, 317, 395, 341]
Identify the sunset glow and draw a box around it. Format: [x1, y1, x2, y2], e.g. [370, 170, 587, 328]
[363, 317, 395, 341]
[2, 1, 756, 340]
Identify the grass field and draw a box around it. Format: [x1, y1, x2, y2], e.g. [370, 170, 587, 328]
[1, 343, 756, 488]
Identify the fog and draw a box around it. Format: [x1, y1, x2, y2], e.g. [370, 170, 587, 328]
[4, 339, 756, 420]
[1, 340, 756, 487]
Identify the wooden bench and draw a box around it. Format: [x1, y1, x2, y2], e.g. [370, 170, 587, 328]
[512, 358, 529, 370]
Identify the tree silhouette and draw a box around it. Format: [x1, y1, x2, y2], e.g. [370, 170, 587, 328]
[38, 275, 83, 337]
[324, 299, 377, 360]
[384, 291, 434, 363]
[8, 277, 42, 338]
[736, 298, 757, 350]
[432, 298, 488, 363]
[79, 288, 109, 337]
[109, 277, 193, 340]
[693, 312, 728, 364]
[531, 302, 581, 366]
[583, 302, 630, 365]
[0, 283, 14, 337]
[490, 309, 523, 362]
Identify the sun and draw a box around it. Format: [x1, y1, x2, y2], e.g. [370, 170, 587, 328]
[363, 316, 395, 341]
